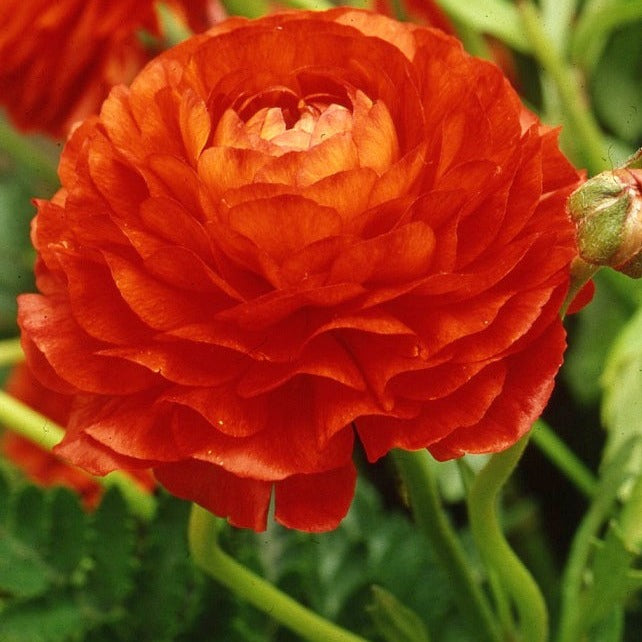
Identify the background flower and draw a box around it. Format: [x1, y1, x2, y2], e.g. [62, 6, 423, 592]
[19, 8, 581, 531]
[1, 363, 154, 508]
[0, 0, 219, 138]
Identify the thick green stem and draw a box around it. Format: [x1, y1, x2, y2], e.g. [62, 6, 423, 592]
[188, 504, 367, 642]
[531, 420, 598, 499]
[0, 337, 25, 367]
[0, 390, 155, 520]
[518, 0, 608, 175]
[467, 435, 548, 642]
[392, 449, 502, 642]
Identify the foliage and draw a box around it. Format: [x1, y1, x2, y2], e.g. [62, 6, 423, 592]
[2, 0, 642, 640]
[0, 478, 202, 642]
[0, 470, 469, 641]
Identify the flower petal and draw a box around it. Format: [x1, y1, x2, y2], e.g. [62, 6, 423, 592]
[154, 460, 272, 531]
[275, 462, 357, 532]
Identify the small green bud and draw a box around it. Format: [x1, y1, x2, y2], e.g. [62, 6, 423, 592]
[567, 168, 642, 278]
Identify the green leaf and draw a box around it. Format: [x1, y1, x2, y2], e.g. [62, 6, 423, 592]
[0, 528, 50, 599]
[571, 0, 642, 72]
[12, 485, 48, 552]
[0, 597, 86, 642]
[47, 488, 87, 577]
[0, 484, 51, 599]
[582, 521, 637, 628]
[0, 471, 221, 641]
[588, 608, 625, 642]
[84, 487, 136, 611]
[590, 22, 642, 146]
[241, 476, 463, 640]
[0, 467, 10, 523]
[368, 585, 431, 642]
[602, 306, 642, 463]
[564, 270, 639, 405]
[126, 493, 203, 642]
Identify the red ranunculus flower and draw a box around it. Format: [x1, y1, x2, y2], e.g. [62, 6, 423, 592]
[18, 9, 582, 531]
[1, 363, 155, 508]
[0, 0, 218, 137]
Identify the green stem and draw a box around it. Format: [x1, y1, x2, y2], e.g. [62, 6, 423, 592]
[188, 504, 367, 642]
[392, 449, 502, 642]
[436, 0, 530, 52]
[467, 435, 548, 642]
[451, 18, 493, 60]
[0, 390, 155, 520]
[0, 388, 64, 450]
[540, 0, 578, 51]
[571, 0, 642, 70]
[518, 0, 608, 175]
[559, 258, 599, 318]
[281, 0, 334, 10]
[531, 420, 598, 499]
[0, 337, 24, 367]
[0, 117, 59, 190]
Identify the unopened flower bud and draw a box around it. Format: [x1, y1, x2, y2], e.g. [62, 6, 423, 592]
[568, 168, 642, 278]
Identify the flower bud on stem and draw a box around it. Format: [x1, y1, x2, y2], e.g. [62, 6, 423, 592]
[568, 164, 642, 278]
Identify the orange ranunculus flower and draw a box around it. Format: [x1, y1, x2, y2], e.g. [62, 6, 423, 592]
[0, 0, 219, 138]
[1, 363, 154, 509]
[18, 9, 581, 531]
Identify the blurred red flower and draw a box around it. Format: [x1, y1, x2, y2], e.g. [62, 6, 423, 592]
[18, 9, 581, 531]
[1, 363, 154, 509]
[0, 0, 219, 137]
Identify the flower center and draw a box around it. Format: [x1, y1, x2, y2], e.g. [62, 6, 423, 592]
[211, 86, 400, 178]
[244, 102, 353, 154]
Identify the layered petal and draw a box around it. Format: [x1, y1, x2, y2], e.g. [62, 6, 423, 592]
[18, 8, 582, 532]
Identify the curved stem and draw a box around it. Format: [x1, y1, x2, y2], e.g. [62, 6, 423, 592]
[467, 435, 548, 642]
[392, 449, 502, 642]
[518, 0, 608, 175]
[188, 504, 367, 642]
[531, 420, 598, 499]
[0, 337, 25, 367]
[0, 390, 155, 520]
